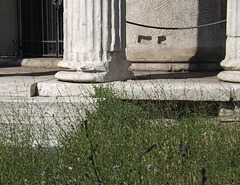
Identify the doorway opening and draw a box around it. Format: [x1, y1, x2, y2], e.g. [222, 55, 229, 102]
[17, 0, 63, 58]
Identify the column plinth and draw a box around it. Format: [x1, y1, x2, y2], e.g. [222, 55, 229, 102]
[55, 0, 133, 82]
[217, 0, 240, 82]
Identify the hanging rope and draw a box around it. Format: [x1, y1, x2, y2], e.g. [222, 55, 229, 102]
[126, 19, 226, 30]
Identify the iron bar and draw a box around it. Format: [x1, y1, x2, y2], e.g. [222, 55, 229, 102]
[18, 0, 63, 57]
[41, 0, 45, 55]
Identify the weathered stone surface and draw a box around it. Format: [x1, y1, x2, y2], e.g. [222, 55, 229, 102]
[37, 79, 95, 97]
[0, 0, 227, 73]
[219, 108, 237, 122]
[220, 37, 240, 70]
[219, 102, 240, 122]
[220, 36, 240, 71]
[226, 0, 240, 37]
[0, 66, 237, 102]
[4, 82, 36, 97]
[38, 76, 231, 102]
[21, 58, 62, 69]
[217, 71, 240, 83]
[218, 0, 240, 83]
[0, 97, 96, 146]
[221, 58, 240, 70]
[130, 62, 221, 72]
[230, 83, 240, 101]
[0, 77, 37, 97]
[126, 0, 226, 70]
[0, 67, 57, 97]
[56, 62, 133, 82]
[111, 80, 230, 101]
[56, 0, 133, 82]
[130, 63, 187, 72]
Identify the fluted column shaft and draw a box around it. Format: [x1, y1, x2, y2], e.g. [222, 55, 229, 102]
[55, 0, 132, 82]
[217, 0, 240, 82]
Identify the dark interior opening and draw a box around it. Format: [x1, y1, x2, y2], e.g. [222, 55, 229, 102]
[18, 0, 63, 58]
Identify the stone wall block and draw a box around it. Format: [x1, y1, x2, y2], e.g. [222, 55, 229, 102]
[126, 0, 226, 69]
[219, 102, 240, 122]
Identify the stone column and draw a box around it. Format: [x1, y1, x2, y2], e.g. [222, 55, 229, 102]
[217, 0, 240, 82]
[55, 0, 133, 82]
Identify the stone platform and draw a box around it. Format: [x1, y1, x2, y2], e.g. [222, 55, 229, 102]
[0, 67, 239, 145]
[0, 67, 240, 101]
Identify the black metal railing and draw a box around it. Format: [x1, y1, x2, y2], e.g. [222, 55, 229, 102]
[18, 0, 63, 58]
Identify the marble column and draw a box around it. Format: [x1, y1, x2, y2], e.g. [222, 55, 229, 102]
[55, 0, 133, 82]
[217, 0, 240, 82]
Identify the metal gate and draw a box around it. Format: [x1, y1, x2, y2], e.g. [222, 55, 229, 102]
[17, 0, 63, 57]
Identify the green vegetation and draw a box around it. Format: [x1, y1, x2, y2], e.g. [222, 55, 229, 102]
[0, 87, 239, 184]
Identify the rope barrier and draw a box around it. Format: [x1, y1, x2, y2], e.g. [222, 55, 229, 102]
[126, 19, 226, 30]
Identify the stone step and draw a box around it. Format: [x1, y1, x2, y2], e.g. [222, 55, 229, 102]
[0, 97, 96, 146]
[0, 76, 37, 97]
[36, 77, 236, 101]
[1, 68, 240, 102]
[0, 67, 58, 97]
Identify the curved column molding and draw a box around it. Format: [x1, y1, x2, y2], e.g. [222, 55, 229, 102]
[218, 0, 240, 82]
[55, 0, 133, 82]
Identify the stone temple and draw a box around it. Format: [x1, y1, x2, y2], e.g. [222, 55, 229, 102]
[0, 0, 240, 143]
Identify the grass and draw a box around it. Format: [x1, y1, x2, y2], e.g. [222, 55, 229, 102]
[0, 86, 239, 184]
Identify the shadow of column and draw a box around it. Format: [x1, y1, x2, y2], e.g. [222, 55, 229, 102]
[189, 0, 227, 72]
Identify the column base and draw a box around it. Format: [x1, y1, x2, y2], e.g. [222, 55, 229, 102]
[220, 59, 240, 70]
[217, 71, 240, 83]
[55, 70, 134, 82]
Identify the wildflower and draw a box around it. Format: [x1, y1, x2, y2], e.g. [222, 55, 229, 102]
[41, 181, 45, 185]
[154, 168, 159, 172]
[73, 178, 77, 182]
[147, 164, 152, 169]
[113, 165, 120, 170]
[203, 132, 207, 136]
[24, 179, 28, 183]
[113, 164, 122, 174]
[41, 171, 45, 176]
[68, 166, 73, 170]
